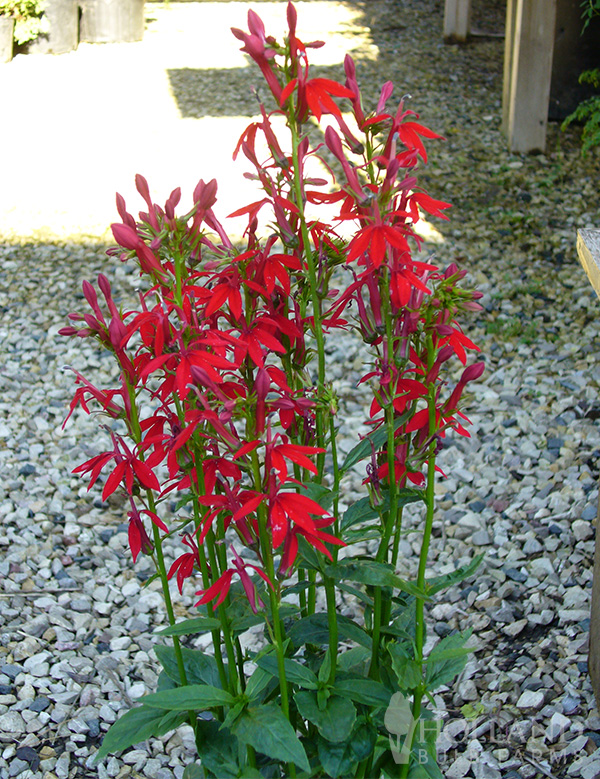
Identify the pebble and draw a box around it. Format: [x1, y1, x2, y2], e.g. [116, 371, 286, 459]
[516, 690, 545, 710]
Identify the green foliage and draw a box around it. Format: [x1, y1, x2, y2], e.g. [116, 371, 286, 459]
[0, 0, 46, 44]
[562, 0, 600, 154]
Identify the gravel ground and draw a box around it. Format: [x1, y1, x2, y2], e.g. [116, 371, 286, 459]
[2, 1, 600, 778]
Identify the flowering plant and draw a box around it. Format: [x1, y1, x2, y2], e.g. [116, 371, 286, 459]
[61, 4, 484, 777]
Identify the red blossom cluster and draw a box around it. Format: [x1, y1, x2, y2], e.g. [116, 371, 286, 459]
[61, 1, 483, 617]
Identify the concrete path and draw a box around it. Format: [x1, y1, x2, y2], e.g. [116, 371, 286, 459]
[0, 1, 375, 241]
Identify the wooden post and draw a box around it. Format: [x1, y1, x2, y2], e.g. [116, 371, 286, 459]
[504, 0, 557, 153]
[501, 0, 518, 135]
[576, 228, 600, 710]
[443, 0, 471, 43]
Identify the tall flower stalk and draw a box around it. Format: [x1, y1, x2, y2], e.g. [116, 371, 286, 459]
[61, 4, 485, 776]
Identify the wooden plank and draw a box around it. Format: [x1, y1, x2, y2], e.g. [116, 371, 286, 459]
[577, 229, 600, 298]
[505, 0, 557, 153]
[501, 0, 518, 135]
[577, 228, 600, 711]
[443, 0, 471, 42]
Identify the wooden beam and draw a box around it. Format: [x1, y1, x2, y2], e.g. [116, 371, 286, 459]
[577, 228, 600, 711]
[501, 0, 518, 135]
[443, 0, 471, 43]
[504, 0, 557, 153]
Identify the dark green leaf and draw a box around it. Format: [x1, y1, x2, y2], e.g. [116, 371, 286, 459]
[182, 765, 205, 779]
[299, 482, 337, 511]
[326, 559, 429, 601]
[95, 706, 186, 760]
[317, 736, 356, 778]
[156, 670, 178, 693]
[141, 684, 235, 710]
[425, 631, 473, 690]
[350, 719, 377, 761]
[195, 718, 240, 778]
[245, 665, 272, 702]
[295, 691, 356, 743]
[297, 536, 326, 572]
[289, 613, 372, 649]
[156, 617, 221, 637]
[341, 497, 379, 531]
[340, 415, 411, 473]
[155, 645, 223, 689]
[231, 703, 310, 772]
[334, 678, 392, 708]
[256, 654, 318, 690]
[337, 646, 370, 674]
[426, 554, 484, 596]
[388, 644, 422, 691]
[318, 649, 332, 685]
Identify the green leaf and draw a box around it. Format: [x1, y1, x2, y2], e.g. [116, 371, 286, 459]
[156, 617, 221, 637]
[289, 612, 372, 649]
[256, 654, 318, 690]
[182, 765, 205, 779]
[340, 415, 411, 473]
[388, 644, 422, 691]
[156, 670, 178, 693]
[425, 631, 473, 690]
[350, 719, 377, 761]
[334, 678, 392, 708]
[231, 703, 310, 772]
[141, 684, 235, 711]
[245, 665, 273, 702]
[295, 691, 356, 743]
[337, 646, 370, 674]
[318, 649, 332, 685]
[296, 535, 326, 572]
[95, 706, 186, 760]
[326, 559, 429, 601]
[426, 554, 484, 596]
[195, 718, 240, 778]
[155, 645, 223, 689]
[341, 496, 379, 531]
[299, 482, 337, 511]
[317, 736, 356, 778]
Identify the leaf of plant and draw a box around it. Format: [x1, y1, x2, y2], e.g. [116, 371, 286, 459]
[95, 706, 186, 761]
[426, 553, 484, 596]
[155, 645, 223, 689]
[296, 535, 326, 572]
[256, 654, 318, 690]
[341, 496, 379, 531]
[350, 719, 377, 761]
[289, 613, 372, 649]
[195, 718, 240, 778]
[317, 736, 356, 778]
[245, 665, 273, 702]
[156, 670, 178, 693]
[299, 482, 337, 511]
[334, 678, 392, 708]
[336, 646, 370, 674]
[325, 559, 429, 601]
[335, 581, 374, 608]
[425, 631, 473, 690]
[319, 649, 332, 685]
[295, 691, 356, 743]
[340, 415, 410, 473]
[182, 765, 205, 779]
[231, 703, 310, 772]
[156, 617, 221, 637]
[388, 644, 422, 691]
[141, 684, 235, 710]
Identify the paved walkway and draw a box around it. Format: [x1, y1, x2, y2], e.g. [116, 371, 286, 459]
[0, 1, 374, 241]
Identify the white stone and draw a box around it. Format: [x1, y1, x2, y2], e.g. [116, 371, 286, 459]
[516, 690, 545, 710]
